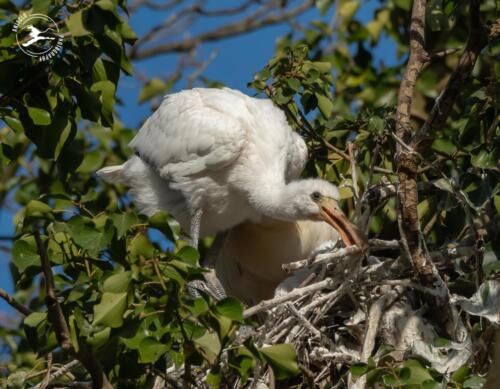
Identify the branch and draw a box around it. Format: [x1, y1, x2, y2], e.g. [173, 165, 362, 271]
[349, 293, 388, 389]
[282, 240, 399, 273]
[34, 230, 112, 389]
[0, 288, 33, 316]
[34, 229, 72, 351]
[131, 0, 314, 59]
[394, 0, 434, 280]
[243, 277, 337, 318]
[33, 360, 80, 389]
[394, 0, 475, 339]
[412, 0, 488, 151]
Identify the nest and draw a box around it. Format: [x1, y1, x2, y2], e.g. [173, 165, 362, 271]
[231, 239, 499, 388]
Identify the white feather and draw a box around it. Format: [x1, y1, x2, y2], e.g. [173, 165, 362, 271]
[98, 87, 338, 237]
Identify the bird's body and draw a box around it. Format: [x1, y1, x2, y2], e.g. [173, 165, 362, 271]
[99, 88, 310, 237]
[212, 218, 339, 305]
[99, 87, 365, 302]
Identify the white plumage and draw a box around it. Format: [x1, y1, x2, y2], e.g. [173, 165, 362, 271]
[98, 87, 363, 250]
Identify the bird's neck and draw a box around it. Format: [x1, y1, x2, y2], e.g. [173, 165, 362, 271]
[247, 175, 300, 221]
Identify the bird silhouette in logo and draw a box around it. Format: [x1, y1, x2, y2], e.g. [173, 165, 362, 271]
[21, 25, 56, 48]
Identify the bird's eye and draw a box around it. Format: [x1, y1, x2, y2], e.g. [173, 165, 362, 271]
[311, 191, 321, 201]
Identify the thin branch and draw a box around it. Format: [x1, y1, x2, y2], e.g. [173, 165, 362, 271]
[412, 0, 489, 151]
[34, 230, 112, 389]
[282, 245, 360, 273]
[0, 288, 33, 316]
[33, 360, 80, 389]
[131, 0, 314, 59]
[34, 229, 72, 351]
[349, 294, 388, 389]
[243, 277, 337, 318]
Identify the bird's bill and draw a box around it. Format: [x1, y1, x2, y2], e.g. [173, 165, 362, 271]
[319, 198, 366, 249]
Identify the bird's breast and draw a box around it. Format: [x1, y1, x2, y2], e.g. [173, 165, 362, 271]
[214, 219, 339, 304]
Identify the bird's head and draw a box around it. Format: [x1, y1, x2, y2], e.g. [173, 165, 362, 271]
[282, 179, 366, 249]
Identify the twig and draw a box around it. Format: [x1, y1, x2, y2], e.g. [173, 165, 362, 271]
[34, 230, 72, 351]
[0, 288, 33, 316]
[243, 278, 337, 318]
[131, 0, 314, 59]
[283, 240, 398, 273]
[282, 245, 360, 273]
[187, 50, 218, 88]
[412, 0, 489, 151]
[424, 47, 461, 63]
[34, 230, 113, 389]
[350, 294, 388, 389]
[348, 142, 359, 200]
[285, 303, 336, 349]
[32, 360, 80, 389]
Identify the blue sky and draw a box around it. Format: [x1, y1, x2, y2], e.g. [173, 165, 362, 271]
[0, 0, 396, 315]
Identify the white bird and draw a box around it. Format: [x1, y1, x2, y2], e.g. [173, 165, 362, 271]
[210, 218, 342, 305]
[97, 88, 364, 251]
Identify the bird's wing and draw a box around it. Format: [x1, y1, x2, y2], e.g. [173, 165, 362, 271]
[129, 88, 248, 179]
[285, 131, 308, 181]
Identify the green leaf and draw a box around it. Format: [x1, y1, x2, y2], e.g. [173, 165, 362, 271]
[432, 178, 453, 193]
[312, 61, 332, 73]
[431, 138, 457, 155]
[350, 362, 369, 377]
[493, 195, 500, 216]
[76, 150, 105, 173]
[67, 216, 102, 254]
[259, 344, 300, 380]
[176, 246, 199, 266]
[24, 312, 46, 328]
[402, 359, 434, 385]
[286, 77, 301, 92]
[32, 0, 50, 14]
[138, 337, 169, 363]
[91, 80, 116, 126]
[316, 93, 333, 118]
[96, 0, 115, 11]
[471, 149, 497, 168]
[215, 298, 244, 322]
[339, 0, 360, 22]
[316, 0, 334, 15]
[138, 78, 168, 103]
[111, 213, 137, 239]
[103, 271, 131, 293]
[4, 116, 22, 132]
[25, 200, 52, 217]
[451, 365, 469, 383]
[0, 0, 17, 13]
[12, 240, 39, 272]
[28, 107, 51, 125]
[130, 233, 155, 259]
[66, 10, 90, 37]
[93, 292, 128, 328]
[194, 330, 221, 363]
[183, 297, 209, 316]
[163, 265, 185, 286]
[463, 376, 486, 389]
[368, 116, 384, 133]
[88, 327, 111, 350]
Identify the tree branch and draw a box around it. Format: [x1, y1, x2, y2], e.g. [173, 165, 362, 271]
[243, 277, 337, 318]
[131, 0, 314, 59]
[34, 229, 72, 351]
[34, 230, 112, 389]
[412, 0, 489, 152]
[0, 288, 33, 316]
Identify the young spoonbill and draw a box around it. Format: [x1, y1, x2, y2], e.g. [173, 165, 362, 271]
[97, 88, 364, 250]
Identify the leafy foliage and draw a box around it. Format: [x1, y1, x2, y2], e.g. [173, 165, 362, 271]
[0, 0, 499, 387]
